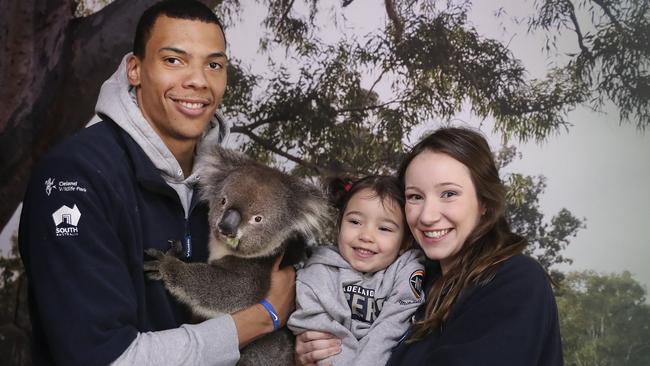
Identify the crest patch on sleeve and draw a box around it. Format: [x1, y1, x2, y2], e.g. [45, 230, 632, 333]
[409, 269, 424, 299]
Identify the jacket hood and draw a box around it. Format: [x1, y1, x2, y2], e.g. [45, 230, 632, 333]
[307, 246, 424, 275]
[307, 246, 353, 269]
[93, 53, 229, 183]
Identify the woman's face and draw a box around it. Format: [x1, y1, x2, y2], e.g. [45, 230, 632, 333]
[404, 151, 483, 273]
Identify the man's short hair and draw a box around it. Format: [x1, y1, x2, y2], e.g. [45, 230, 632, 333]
[133, 0, 226, 58]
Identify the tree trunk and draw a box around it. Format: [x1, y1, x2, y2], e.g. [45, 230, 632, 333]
[0, 0, 222, 230]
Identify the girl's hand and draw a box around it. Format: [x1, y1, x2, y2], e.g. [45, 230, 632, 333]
[294, 331, 342, 366]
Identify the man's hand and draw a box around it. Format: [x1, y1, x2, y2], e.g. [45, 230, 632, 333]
[294, 331, 342, 366]
[265, 254, 296, 327]
[232, 254, 296, 348]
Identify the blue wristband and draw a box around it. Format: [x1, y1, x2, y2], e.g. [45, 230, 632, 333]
[260, 299, 279, 331]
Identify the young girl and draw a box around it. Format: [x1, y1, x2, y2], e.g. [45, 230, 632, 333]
[288, 176, 425, 366]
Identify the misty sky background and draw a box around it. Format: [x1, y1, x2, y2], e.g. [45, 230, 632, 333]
[1, 0, 649, 292]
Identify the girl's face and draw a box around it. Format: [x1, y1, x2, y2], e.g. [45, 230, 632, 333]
[338, 188, 406, 273]
[404, 151, 483, 274]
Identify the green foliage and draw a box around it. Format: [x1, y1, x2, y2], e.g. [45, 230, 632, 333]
[368, 11, 587, 142]
[215, 0, 645, 178]
[227, 40, 408, 176]
[497, 146, 585, 279]
[0, 234, 31, 366]
[558, 271, 650, 366]
[220, 0, 591, 274]
[529, 0, 650, 130]
[0, 235, 26, 325]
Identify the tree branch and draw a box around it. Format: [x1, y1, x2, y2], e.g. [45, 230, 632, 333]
[591, 0, 625, 34]
[563, 0, 592, 58]
[281, 0, 296, 21]
[368, 68, 388, 96]
[237, 114, 289, 132]
[384, 0, 404, 41]
[334, 98, 403, 114]
[0, 0, 76, 230]
[234, 127, 336, 176]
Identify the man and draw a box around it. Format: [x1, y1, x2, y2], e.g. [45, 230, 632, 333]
[18, 1, 295, 365]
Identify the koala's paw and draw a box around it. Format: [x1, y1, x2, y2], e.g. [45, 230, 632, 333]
[144, 248, 185, 282]
[143, 248, 166, 281]
[167, 240, 184, 257]
[143, 262, 162, 281]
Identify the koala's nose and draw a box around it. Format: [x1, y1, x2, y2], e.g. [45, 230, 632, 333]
[218, 208, 241, 237]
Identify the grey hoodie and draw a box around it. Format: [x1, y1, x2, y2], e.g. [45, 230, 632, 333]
[95, 54, 239, 366]
[288, 246, 425, 366]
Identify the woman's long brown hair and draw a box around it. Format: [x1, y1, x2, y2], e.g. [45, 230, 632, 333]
[397, 127, 526, 341]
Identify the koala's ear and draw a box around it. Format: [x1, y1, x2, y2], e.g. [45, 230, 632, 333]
[196, 144, 251, 202]
[289, 181, 332, 240]
[197, 144, 250, 173]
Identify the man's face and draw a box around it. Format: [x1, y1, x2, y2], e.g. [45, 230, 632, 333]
[127, 16, 227, 150]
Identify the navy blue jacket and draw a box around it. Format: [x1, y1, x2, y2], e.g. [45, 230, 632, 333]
[19, 120, 210, 366]
[388, 255, 563, 365]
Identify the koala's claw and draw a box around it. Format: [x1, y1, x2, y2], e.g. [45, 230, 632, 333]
[144, 249, 165, 281]
[168, 240, 184, 257]
[145, 248, 165, 259]
[143, 260, 162, 281]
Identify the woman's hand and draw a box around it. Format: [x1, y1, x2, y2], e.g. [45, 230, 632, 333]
[294, 331, 342, 366]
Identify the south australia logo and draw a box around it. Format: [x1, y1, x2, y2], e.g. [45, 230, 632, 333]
[52, 204, 81, 237]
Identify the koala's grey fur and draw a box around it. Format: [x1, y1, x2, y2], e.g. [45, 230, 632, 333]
[144, 144, 330, 366]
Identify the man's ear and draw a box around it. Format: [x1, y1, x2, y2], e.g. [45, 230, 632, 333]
[126, 55, 142, 87]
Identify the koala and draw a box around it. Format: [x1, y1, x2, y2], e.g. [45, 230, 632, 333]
[143, 144, 330, 366]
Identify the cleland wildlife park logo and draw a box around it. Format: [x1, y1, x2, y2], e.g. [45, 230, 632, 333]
[52, 204, 81, 237]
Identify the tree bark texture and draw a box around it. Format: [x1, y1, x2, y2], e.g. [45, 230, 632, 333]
[0, 0, 222, 230]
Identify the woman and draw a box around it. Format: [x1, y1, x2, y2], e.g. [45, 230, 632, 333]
[295, 127, 562, 365]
